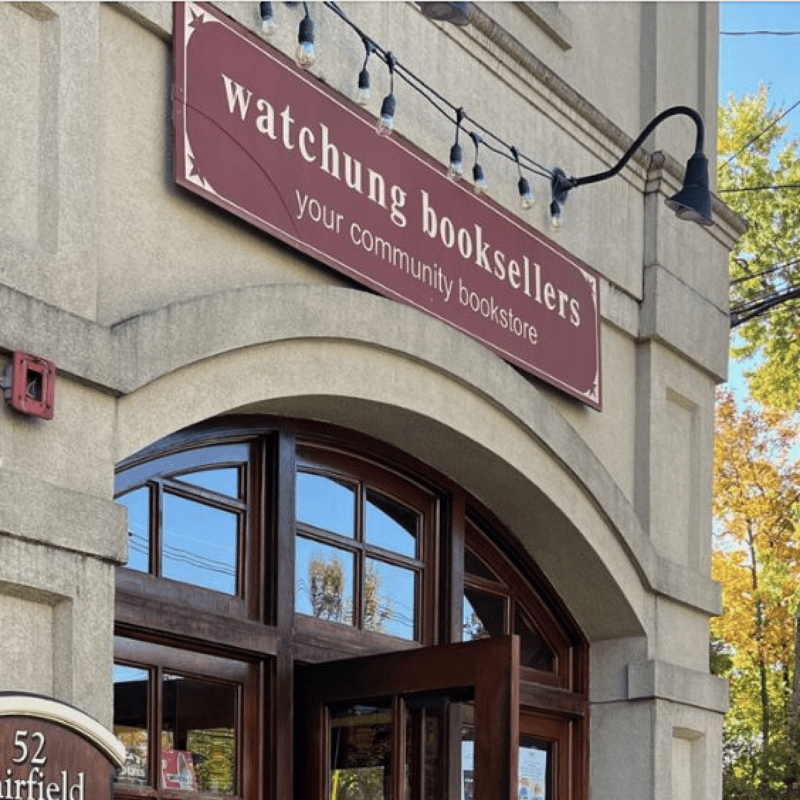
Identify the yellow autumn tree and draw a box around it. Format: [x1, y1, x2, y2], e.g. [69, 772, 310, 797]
[712, 390, 800, 798]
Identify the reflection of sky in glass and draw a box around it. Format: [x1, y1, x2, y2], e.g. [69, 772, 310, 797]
[365, 558, 415, 640]
[365, 490, 418, 558]
[295, 536, 354, 625]
[163, 493, 237, 594]
[296, 472, 355, 537]
[176, 468, 239, 498]
[114, 663, 148, 685]
[117, 487, 150, 572]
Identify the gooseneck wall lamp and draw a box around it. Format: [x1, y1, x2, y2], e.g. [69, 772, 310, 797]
[550, 105, 713, 228]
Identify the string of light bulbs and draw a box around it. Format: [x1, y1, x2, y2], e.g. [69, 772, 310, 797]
[258, 0, 556, 215]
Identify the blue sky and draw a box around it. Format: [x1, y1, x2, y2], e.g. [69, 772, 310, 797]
[718, 2, 800, 399]
[719, 2, 800, 113]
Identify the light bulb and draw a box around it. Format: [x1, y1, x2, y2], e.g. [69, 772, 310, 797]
[295, 14, 315, 67]
[549, 200, 564, 229]
[356, 68, 371, 105]
[518, 177, 535, 210]
[259, 2, 277, 36]
[472, 163, 487, 195]
[448, 143, 463, 179]
[377, 94, 395, 136]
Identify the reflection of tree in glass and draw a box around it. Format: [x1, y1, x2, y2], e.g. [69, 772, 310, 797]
[463, 611, 489, 641]
[363, 563, 392, 634]
[309, 555, 347, 622]
[187, 728, 235, 794]
[308, 557, 392, 632]
[332, 766, 385, 800]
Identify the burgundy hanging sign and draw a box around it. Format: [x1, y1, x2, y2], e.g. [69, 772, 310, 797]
[173, 2, 602, 409]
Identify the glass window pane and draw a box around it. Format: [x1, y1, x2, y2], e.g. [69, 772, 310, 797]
[464, 547, 497, 581]
[295, 536, 354, 625]
[462, 587, 506, 641]
[404, 695, 448, 800]
[114, 664, 150, 787]
[296, 471, 355, 537]
[365, 489, 418, 558]
[460, 706, 475, 800]
[162, 493, 238, 594]
[329, 702, 392, 800]
[519, 737, 549, 800]
[161, 674, 237, 795]
[365, 558, 416, 640]
[116, 487, 150, 573]
[175, 468, 240, 498]
[515, 608, 555, 672]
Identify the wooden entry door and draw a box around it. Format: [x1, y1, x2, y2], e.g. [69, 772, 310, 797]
[296, 635, 520, 800]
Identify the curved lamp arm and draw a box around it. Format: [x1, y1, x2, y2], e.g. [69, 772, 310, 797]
[551, 105, 713, 227]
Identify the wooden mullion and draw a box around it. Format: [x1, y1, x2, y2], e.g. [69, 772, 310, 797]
[391, 696, 406, 800]
[153, 481, 163, 580]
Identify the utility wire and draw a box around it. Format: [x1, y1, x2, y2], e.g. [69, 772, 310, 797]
[719, 183, 800, 193]
[720, 30, 800, 36]
[730, 256, 800, 287]
[721, 97, 800, 167]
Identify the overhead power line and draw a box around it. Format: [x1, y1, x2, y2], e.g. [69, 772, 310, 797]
[721, 97, 800, 167]
[720, 30, 800, 36]
[718, 183, 800, 193]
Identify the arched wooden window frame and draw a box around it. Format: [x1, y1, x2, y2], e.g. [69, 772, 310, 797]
[113, 416, 588, 800]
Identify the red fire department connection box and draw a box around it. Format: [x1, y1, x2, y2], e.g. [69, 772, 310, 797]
[3, 351, 56, 419]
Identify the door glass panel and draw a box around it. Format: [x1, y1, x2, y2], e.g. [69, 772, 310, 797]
[162, 493, 238, 594]
[330, 702, 393, 799]
[404, 694, 449, 800]
[114, 664, 150, 787]
[365, 489, 418, 558]
[519, 737, 549, 800]
[161, 674, 237, 795]
[117, 487, 150, 573]
[462, 587, 506, 641]
[296, 536, 355, 625]
[175, 468, 240, 498]
[297, 471, 356, 537]
[515, 608, 555, 672]
[365, 558, 416, 640]
[460, 706, 476, 800]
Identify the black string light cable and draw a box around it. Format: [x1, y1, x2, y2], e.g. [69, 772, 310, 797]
[355, 36, 375, 105]
[258, 0, 714, 229]
[377, 51, 398, 135]
[318, 0, 554, 201]
[470, 131, 488, 194]
[511, 145, 535, 209]
[448, 107, 466, 179]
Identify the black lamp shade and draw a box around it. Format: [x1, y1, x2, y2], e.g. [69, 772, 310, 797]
[665, 152, 713, 226]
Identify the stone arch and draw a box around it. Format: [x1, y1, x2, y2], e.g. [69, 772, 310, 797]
[111, 283, 658, 642]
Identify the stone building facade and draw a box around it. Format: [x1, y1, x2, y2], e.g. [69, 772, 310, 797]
[0, 3, 744, 799]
